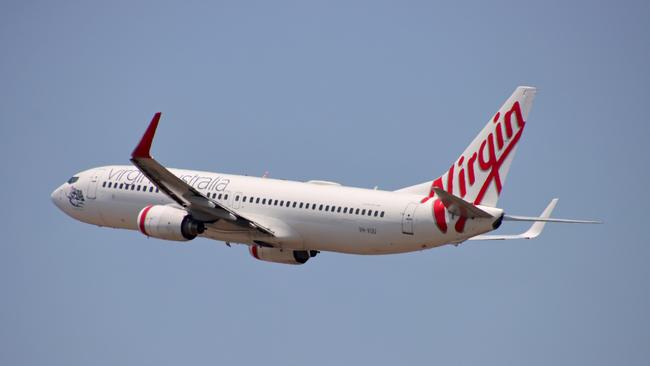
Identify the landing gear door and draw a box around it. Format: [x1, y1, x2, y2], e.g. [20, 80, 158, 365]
[401, 202, 418, 235]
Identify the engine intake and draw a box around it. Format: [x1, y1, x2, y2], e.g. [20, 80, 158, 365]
[137, 205, 205, 241]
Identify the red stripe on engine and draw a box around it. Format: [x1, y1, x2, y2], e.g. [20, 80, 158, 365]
[138, 205, 153, 236]
[251, 246, 259, 259]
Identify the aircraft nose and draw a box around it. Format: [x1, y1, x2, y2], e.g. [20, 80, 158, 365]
[51, 185, 64, 210]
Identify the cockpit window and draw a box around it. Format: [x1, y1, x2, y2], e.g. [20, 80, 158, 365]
[67, 176, 79, 184]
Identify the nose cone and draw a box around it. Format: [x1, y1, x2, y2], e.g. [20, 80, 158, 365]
[51, 185, 64, 210]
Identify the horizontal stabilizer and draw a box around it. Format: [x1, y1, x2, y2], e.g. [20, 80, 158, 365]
[503, 215, 601, 224]
[469, 198, 558, 240]
[432, 187, 493, 219]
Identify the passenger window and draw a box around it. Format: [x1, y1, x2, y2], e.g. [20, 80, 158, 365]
[119, 183, 123, 189]
[262, 199, 267, 204]
[380, 211, 385, 217]
[102, 182, 106, 187]
[256, 198, 260, 204]
[131, 185, 135, 190]
[137, 185, 141, 191]
[312, 204, 317, 210]
[274, 200, 278, 206]
[368, 210, 372, 216]
[150, 187, 154, 192]
[355, 208, 360, 215]
[337, 207, 341, 213]
[235, 196, 239, 202]
[299, 202, 303, 208]
[325, 205, 329, 211]
[343, 207, 348, 213]
[374, 211, 378, 217]
[280, 200, 284, 206]
[292, 202, 297, 208]
[249, 197, 254, 203]
[218, 193, 223, 200]
[156, 188, 159, 193]
[361, 209, 366, 215]
[224, 194, 229, 200]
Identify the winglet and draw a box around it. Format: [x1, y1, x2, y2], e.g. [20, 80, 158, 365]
[132, 112, 161, 159]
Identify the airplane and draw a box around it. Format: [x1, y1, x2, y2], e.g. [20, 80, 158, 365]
[51, 86, 599, 265]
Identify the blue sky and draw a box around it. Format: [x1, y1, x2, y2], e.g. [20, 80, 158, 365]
[2, 1, 649, 365]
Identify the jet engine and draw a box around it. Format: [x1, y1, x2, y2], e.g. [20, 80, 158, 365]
[249, 246, 317, 265]
[137, 205, 205, 241]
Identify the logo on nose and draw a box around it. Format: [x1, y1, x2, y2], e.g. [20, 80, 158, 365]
[66, 187, 85, 208]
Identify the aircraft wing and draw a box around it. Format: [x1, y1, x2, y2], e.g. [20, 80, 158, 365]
[130, 113, 274, 236]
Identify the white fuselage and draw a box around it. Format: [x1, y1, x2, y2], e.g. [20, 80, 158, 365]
[51, 165, 501, 254]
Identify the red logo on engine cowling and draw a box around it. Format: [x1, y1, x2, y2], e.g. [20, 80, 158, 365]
[422, 101, 526, 233]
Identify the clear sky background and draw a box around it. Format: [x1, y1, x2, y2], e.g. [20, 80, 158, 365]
[2, 1, 649, 365]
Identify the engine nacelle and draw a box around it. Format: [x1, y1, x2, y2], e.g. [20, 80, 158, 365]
[137, 205, 205, 241]
[249, 246, 316, 265]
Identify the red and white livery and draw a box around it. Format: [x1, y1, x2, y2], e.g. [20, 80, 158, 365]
[51, 87, 598, 265]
